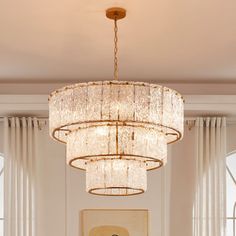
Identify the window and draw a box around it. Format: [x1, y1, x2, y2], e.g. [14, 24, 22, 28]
[0, 154, 3, 236]
[227, 152, 236, 236]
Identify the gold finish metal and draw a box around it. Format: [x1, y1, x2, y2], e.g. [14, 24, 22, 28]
[106, 8, 126, 80]
[88, 186, 144, 196]
[52, 119, 182, 145]
[106, 7, 126, 20]
[68, 155, 164, 171]
[114, 19, 118, 80]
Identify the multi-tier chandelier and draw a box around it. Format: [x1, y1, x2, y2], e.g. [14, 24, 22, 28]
[49, 7, 184, 196]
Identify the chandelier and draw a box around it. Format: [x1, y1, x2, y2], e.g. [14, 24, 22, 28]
[49, 7, 184, 196]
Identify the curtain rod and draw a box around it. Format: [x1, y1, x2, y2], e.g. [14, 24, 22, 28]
[0, 117, 48, 127]
[0, 117, 48, 120]
[185, 117, 236, 125]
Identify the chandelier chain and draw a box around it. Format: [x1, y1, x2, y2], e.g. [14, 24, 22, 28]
[114, 19, 118, 80]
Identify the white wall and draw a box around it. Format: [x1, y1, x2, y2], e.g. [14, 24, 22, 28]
[169, 126, 196, 236]
[0, 122, 3, 154]
[227, 123, 236, 154]
[36, 124, 66, 236]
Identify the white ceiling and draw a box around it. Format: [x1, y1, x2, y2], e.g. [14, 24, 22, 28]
[0, 0, 236, 83]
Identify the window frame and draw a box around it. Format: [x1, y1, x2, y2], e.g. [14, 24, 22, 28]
[226, 151, 236, 236]
[0, 153, 4, 235]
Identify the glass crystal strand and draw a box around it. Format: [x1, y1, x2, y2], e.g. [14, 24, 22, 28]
[66, 126, 167, 170]
[86, 159, 146, 195]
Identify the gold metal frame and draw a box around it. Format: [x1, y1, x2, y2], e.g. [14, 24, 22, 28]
[88, 186, 144, 196]
[51, 119, 182, 144]
[106, 7, 126, 20]
[69, 155, 164, 171]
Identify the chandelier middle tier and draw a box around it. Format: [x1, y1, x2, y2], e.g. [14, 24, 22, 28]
[48, 7, 184, 196]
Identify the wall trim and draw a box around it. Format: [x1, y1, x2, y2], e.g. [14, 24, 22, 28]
[1, 82, 236, 95]
[0, 94, 236, 117]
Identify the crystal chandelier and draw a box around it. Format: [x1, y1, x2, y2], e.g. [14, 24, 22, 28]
[49, 7, 184, 196]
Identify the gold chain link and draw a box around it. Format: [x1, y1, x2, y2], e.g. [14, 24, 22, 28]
[114, 19, 118, 80]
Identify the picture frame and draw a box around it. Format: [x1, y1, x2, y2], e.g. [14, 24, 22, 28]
[81, 209, 149, 236]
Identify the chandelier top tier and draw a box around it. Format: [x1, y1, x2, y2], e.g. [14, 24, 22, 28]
[49, 80, 183, 144]
[48, 7, 184, 196]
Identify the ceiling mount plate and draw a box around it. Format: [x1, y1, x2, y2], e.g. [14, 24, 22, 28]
[106, 7, 126, 20]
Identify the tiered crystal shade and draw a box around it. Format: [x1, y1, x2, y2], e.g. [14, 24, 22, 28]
[86, 159, 147, 196]
[49, 80, 184, 195]
[66, 125, 167, 170]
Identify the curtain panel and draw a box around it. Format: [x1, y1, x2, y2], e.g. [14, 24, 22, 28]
[4, 117, 39, 236]
[193, 117, 226, 236]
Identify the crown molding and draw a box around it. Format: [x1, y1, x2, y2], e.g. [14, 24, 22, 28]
[0, 95, 48, 117]
[0, 94, 236, 117]
[1, 82, 236, 95]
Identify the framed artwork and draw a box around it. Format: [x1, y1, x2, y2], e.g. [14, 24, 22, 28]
[81, 209, 148, 236]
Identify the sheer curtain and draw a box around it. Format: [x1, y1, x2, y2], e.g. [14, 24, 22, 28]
[193, 117, 226, 236]
[4, 117, 39, 236]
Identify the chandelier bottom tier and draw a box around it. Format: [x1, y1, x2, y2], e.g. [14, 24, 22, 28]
[86, 159, 147, 196]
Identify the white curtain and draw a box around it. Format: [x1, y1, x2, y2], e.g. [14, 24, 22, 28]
[4, 117, 39, 236]
[193, 117, 226, 236]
